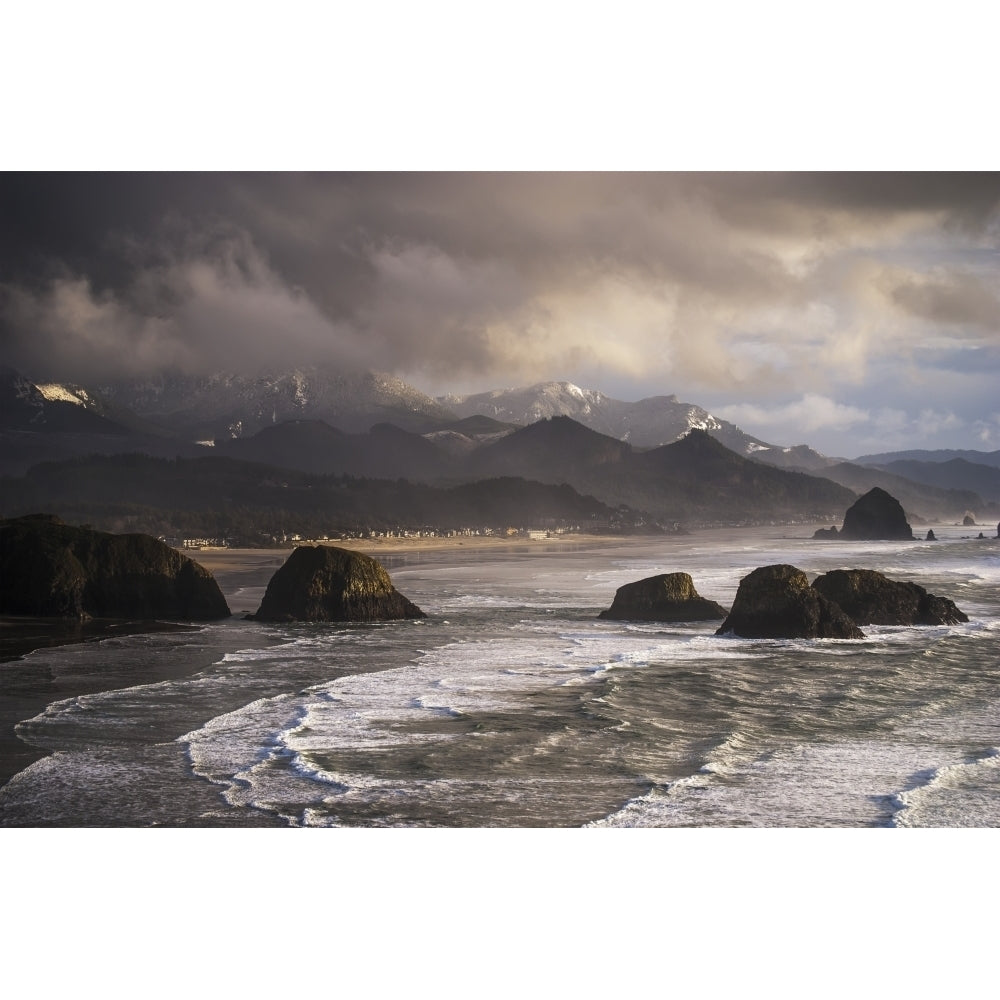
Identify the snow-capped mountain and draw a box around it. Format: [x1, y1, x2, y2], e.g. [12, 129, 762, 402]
[98, 367, 456, 441]
[439, 381, 776, 457]
[35, 382, 107, 411]
[439, 382, 621, 435]
[0, 364, 128, 435]
[6, 362, 838, 474]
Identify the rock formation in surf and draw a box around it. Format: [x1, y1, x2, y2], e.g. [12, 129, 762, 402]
[0, 513, 231, 621]
[253, 544, 426, 622]
[812, 525, 839, 539]
[925, 529, 936, 541]
[811, 569, 968, 627]
[838, 487, 914, 541]
[715, 563, 864, 640]
[598, 572, 727, 622]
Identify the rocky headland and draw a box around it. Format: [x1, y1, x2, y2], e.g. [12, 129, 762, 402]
[598, 572, 727, 622]
[253, 544, 426, 622]
[0, 514, 230, 621]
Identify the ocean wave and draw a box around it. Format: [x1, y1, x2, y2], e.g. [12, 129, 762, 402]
[891, 747, 1000, 828]
[588, 735, 976, 828]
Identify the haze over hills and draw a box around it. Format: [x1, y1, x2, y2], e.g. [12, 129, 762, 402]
[206, 413, 861, 524]
[4, 362, 998, 529]
[872, 459, 1000, 505]
[815, 462, 990, 524]
[462, 418, 856, 523]
[855, 448, 1000, 470]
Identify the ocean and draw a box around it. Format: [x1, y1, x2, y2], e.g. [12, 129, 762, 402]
[2, 526, 999, 828]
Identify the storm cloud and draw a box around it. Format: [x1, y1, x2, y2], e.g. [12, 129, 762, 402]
[2, 172, 998, 453]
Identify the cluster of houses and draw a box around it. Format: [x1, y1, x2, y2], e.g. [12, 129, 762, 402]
[172, 525, 579, 549]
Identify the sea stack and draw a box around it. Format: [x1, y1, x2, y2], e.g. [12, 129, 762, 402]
[812, 569, 968, 626]
[716, 564, 864, 640]
[254, 545, 425, 622]
[0, 514, 230, 620]
[598, 572, 727, 622]
[839, 487, 914, 541]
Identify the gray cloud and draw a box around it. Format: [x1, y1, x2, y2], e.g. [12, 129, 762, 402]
[890, 270, 1000, 330]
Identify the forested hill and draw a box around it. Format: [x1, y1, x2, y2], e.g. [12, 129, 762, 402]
[0, 454, 647, 543]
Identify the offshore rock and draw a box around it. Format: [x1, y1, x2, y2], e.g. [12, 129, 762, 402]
[812, 569, 968, 626]
[925, 529, 937, 541]
[839, 487, 914, 541]
[598, 572, 727, 622]
[716, 564, 864, 640]
[254, 544, 426, 622]
[0, 514, 230, 621]
[812, 525, 840, 539]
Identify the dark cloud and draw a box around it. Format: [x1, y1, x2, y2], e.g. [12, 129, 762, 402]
[890, 270, 1000, 330]
[2, 173, 999, 447]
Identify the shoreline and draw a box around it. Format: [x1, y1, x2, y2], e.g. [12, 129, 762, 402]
[184, 531, 665, 568]
[0, 533, 663, 790]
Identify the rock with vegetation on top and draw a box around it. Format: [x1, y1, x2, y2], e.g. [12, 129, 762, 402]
[839, 487, 914, 541]
[0, 514, 230, 621]
[253, 544, 426, 622]
[812, 568, 968, 626]
[716, 563, 864, 639]
[598, 572, 727, 622]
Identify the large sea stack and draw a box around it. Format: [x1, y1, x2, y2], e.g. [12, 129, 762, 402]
[0, 514, 230, 620]
[254, 545, 426, 622]
[599, 572, 727, 622]
[716, 564, 864, 639]
[812, 569, 968, 626]
[839, 487, 914, 541]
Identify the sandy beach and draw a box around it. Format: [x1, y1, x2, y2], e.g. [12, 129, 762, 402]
[187, 532, 659, 578]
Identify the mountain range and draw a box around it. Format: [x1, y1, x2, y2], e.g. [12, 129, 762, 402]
[3, 364, 998, 530]
[3, 363, 836, 465]
[439, 381, 839, 470]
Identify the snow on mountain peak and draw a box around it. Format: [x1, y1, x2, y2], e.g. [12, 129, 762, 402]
[37, 383, 97, 408]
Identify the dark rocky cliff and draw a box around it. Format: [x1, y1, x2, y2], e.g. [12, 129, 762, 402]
[253, 545, 426, 622]
[0, 514, 230, 620]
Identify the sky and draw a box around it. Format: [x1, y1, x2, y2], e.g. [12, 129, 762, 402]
[3, 172, 998, 457]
